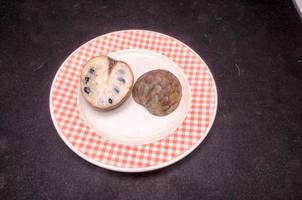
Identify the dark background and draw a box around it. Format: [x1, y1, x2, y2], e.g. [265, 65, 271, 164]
[1, 0, 302, 199]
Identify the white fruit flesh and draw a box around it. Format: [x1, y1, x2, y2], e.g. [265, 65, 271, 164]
[80, 56, 134, 110]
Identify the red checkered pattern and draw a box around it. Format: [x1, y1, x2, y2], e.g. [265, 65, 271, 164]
[51, 30, 216, 168]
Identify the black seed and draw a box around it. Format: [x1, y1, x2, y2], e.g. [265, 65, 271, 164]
[89, 68, 95, 74]
[84, 77, 90, 84]
[118, 77, 126, 83]
[118, 69, 125, 74]
[114, 88, 120, 93]
[84, 87, 90, 94]
[108, 98, 113, 104]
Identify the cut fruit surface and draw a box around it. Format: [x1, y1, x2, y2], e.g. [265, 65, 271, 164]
[80, 56, 134, 111]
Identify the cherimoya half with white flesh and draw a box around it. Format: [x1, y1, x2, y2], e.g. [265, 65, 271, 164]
[80, 56, 134, 111]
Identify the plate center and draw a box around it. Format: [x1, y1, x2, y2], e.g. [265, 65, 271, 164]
[78, 49, 191, 145]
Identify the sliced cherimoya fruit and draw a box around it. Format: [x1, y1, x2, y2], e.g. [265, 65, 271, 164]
[132, 69, 182, 116]
[80, 55, 134, 111]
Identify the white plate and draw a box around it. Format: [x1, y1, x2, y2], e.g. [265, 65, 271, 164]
[78, 49, 191, 145]
[50, 30, 218, 172]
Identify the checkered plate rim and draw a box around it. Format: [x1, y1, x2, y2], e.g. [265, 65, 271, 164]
[49, 30, 218, 172]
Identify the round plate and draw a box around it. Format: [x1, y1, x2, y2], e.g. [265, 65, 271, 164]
[50, 30, 217, 172]
[78, 49, 191, 145]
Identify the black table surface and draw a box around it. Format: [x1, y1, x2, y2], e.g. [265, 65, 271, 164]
[1, 0, 302, 199]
